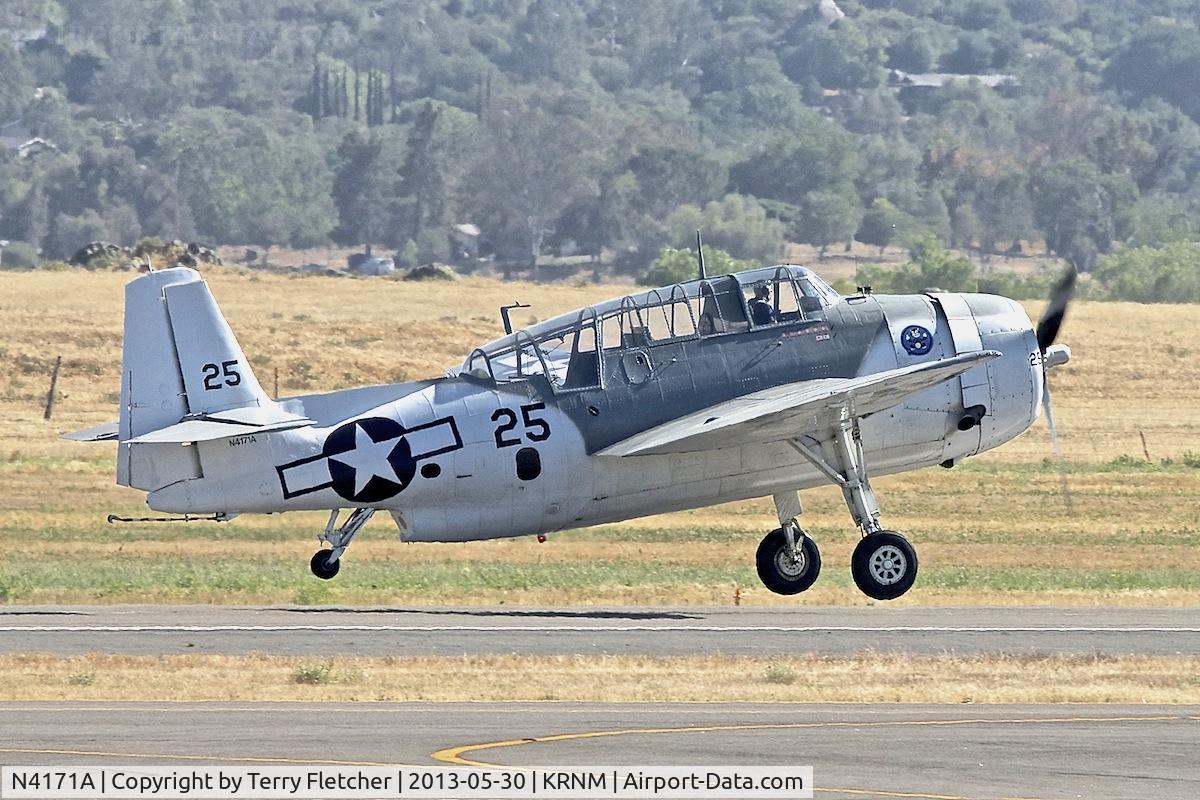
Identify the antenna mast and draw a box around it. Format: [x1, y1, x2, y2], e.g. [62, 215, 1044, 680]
[695, 230, 706, 281]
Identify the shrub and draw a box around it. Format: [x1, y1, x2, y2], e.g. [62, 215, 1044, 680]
[857, 234, 975, 293]
[292, 662, 336, 685]
[1093, 242, 1200, 303]
[1, 241, 38, 269]
[764, 663, 797, 685]
[642, 246, 756, 286]
[68, 669, 97, 686]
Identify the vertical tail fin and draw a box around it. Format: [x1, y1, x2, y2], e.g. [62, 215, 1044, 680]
[116, 267, 279, 489]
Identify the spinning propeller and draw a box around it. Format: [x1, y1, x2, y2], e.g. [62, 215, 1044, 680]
[1035, 268, 1077, 514]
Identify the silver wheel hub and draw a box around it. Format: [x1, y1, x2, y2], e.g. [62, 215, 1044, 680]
[775, 546, 807, 580]
[868, 544, 907, 585]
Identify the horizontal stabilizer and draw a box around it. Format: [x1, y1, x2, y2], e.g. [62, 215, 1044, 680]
[61, 422, 119, 442]
[126, 410, 312, 444]
[64, 411, 311, 444]
[598, 350, 1000, 457]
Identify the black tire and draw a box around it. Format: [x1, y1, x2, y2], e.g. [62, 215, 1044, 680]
[851, 531, 918, 600]
[755, 528, 821, 595]
[310, 550, 341, 580]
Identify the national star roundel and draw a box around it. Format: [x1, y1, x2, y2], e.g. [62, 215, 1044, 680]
[322, 416, 418, 503]
[900, 324, 933, 356]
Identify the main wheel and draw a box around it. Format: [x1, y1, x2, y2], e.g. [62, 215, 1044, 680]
[851, 531, 917, 600]
[310, 549, 341, 580]
[756, 527, 821, 595]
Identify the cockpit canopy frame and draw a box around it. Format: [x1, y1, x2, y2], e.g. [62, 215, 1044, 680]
[458, 264, 840, 392]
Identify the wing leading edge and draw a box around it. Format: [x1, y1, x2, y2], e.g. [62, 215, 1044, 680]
[597, 350, 1000, 457]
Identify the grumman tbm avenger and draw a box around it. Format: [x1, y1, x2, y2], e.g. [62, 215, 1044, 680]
[66, 257, 1074, 600]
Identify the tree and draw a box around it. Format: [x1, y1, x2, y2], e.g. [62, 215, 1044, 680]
[887, 30, 935, 73]
[0, 41, 33, 120]
[156, 108, 335, 247]
[973, 171, 1033, 257]
[331, 131, 396, 253]
[1107, 25, 1200, 124]
[628, 144, 729, 223]
[665, 194, 786, 264]
[1032, 159, 1138, 271]
[1126, 194, 1197, 247]
[796, 190, 862, 258]
[642, 245, 755, 286]
[782, 20, 887, 90]
[397, 100, 480, 260]
[857, 198, 907, 256]
[1093, 242, 1200, 303]
[513, 0, 587, 85]
[731, 123, 860, 209]
[941, 33, 994, 74]
[467, 89, 611, 277]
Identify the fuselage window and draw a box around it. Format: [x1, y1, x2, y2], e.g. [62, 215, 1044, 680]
[515, 447, 542, 481]
[795, 278, 828, 320]
[562, 323, 601, 390]
[645, 298, 697, 343]
[698, 279, 749, 336]
[601, 308, 646, 351]
[744, 277, 823, 328]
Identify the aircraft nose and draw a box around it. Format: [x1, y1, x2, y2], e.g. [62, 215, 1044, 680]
[963, 293, 1033, 335]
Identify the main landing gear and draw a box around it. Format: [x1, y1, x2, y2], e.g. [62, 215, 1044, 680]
[310, 507, 375, 580]
[755, 416, 919, 601]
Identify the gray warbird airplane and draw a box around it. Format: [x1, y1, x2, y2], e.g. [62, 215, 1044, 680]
[67, 260, 1073, 600]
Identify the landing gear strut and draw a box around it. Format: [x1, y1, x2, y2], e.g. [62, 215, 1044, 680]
[756, 491, 821, 595]
[785, 414, 919, 601]
[310, 507, 375, 580]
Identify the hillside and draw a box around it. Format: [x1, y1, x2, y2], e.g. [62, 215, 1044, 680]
[0, 0, 1199, 296]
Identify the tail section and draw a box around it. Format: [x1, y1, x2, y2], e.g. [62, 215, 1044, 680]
[110, 267, 308, 491]
[162, 275, 270, 416]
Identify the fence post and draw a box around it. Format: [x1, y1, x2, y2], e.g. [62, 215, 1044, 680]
[43, 355, 62, 420]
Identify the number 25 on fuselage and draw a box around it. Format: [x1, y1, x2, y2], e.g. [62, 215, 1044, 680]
[66, 263, 1073, 600]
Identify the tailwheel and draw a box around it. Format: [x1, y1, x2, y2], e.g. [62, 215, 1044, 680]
[851, 531, 918, 600]
[310, 549, 341, 580]
[308, 507, 375, 580]
[756, 526, 821, 595]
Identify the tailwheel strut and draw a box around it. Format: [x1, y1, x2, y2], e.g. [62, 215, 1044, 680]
[310, 507, 375, 580]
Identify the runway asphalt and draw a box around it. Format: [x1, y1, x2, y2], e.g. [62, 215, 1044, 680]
[1, 702, 1196, 799]
[2, 605, 1199, 656]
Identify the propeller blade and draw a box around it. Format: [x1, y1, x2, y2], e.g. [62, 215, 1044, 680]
[1041, 381, 1073, 516]
[1036, 267, 1077, 353]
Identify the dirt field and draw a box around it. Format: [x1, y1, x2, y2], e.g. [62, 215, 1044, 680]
[1, 269, 1198, 606]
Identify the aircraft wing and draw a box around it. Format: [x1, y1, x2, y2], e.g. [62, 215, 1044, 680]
[597, 350, 1000, 457]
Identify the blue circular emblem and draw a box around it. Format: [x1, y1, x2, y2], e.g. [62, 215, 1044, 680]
[900, 325, 933, 356]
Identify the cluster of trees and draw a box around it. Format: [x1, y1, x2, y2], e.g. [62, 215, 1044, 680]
[0, 0, 1198, 299]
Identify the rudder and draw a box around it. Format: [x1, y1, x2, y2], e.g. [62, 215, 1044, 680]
[118, 267, 273, 490]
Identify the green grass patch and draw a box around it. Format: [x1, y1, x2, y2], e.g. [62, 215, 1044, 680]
[2, 552, 1199, 604]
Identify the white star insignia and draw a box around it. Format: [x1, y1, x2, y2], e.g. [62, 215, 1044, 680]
[329, 423, 404, 496]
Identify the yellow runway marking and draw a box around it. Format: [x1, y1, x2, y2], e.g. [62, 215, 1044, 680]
[0, 747, 414, 768]
[432, 714, 1195, 800]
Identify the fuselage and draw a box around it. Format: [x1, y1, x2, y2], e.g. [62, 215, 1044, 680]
[146, 267, 1043, 544]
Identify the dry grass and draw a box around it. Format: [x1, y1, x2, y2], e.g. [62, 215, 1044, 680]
[2, 269, 1199, 606]
[2, 653, 1197, 704]
[6, 268, 1200, 461]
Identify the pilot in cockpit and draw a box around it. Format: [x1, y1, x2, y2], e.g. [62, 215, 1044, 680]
[748, 283, 776, 326]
